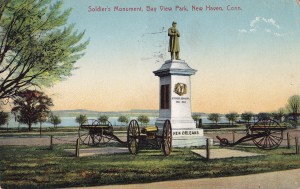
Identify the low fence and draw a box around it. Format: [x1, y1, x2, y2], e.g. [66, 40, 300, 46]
[49, 135, 80, 157]
[49, 130, 300, 160]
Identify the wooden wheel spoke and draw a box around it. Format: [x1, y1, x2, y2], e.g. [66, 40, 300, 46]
[87, 136, 91, 144]
[269, 134, 280, 145]
[128, 138, 134, 143]
[256, 136, 265, 146]
[80, 133, 88, 137]
[82, 134, 89, 142]
[269, 136, 277, 146]
[262, 136, 267, 147]
[267, 136, 273, 147]
[270, 134, 281, 140]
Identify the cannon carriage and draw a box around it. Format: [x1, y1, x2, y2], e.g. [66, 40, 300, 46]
[216, 119, 287, 150]
[127, 119, 172, 156]
[78, 119, 126, 146]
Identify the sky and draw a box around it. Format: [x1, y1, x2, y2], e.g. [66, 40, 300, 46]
[43, 0, 300, 114]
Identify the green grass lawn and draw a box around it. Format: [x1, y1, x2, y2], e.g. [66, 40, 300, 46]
[1, 143, 300, 189]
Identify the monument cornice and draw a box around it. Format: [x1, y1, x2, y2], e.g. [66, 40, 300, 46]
[153, 60, 197, 77]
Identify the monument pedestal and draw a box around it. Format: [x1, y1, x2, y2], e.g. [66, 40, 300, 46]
[154, 60, 210, 147]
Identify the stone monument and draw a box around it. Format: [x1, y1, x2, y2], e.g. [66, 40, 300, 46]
[153, 22, 209, 147]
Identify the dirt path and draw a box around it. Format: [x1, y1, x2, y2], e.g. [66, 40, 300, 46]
[0, 136, 78, 146]
[66, 168, 300, 189]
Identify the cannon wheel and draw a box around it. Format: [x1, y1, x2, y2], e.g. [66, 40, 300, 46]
[162, 120, 172, 156]
[127, 120, 140, 155]
[99, 121, 113, 144]
[251, 119, 283, 150]
[219, 138, 229, 146]
[78, 119, 102, 145]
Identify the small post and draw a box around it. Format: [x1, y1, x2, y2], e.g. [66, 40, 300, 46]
[206, 138, 210, 160]
[75, 138, 80, 157]
[50, 135, 53, 150]
[296, 137, 299, 155]
[287, 132, 290, 149]
[295, 137, 300, 155]
[199, 119, 202, 128]
[40, 123, 42, 138]
[232, 131, 235, 143]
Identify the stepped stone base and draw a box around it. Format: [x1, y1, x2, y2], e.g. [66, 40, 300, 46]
[172, 128, 212, 147]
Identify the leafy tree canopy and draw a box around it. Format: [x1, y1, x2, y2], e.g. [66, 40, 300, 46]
[0, 0, 89, 103]
[98, 115, 109, 124]
[272, 108, 286, 122]
[11, 90, 53, 131]
[286, 95, 300, 116]
[256, 112, 271, 121]
[285, 95, 300, 126]
[49, 114, 61, 128]
[0, 111, 9, 126]
[118, 115, 129, 125]
[137, 115, 150, 126]
[192, 114, 201, 122]
[207, 113, 220, 124]
[225, 112, 239, 125]
[241, 112, 253, 123]
[75, 114, 87, 126]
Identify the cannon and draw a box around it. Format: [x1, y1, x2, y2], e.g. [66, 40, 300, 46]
[127, 119, 172, 156]
[78, 119, 126, 146]
[78, 118, 173, 156]
[216, 119, 287, 150]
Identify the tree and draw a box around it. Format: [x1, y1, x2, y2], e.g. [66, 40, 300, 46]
[0, 0, 88, 103]
[207, 113, 220, 124]
[0, 111, 9, 126]
[38, 111, 48, 137]
[272, 108, 285, 123]
[225, 112, 239, 125]
[192, 114, 201, 127]
[118, 115, 129, 126]
[257, 112, 271, 121]
[98, 115, 109, 124]
[49, 115, 61, 128]
[75, 114, 87, 126]
[137, 115, 150, 126]
[241, 112, 253, 124]
[285, 95, 300, 123]
[11, 90, 53, 131]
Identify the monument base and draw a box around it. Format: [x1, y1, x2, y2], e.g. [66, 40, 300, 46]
[156, 119, 212, 147]
[155, 118, 196, 129]
[171, 128, 212, 147]
[173, 135, 212, 147]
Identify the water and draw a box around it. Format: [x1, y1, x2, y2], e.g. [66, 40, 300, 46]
[1, 116, 229, 129]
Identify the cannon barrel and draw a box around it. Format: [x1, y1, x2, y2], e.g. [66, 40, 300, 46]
[141, 126, 158, 134]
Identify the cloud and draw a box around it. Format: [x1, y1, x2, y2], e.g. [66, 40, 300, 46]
[239, 16, 286, 37]
[250, 17, 280, 29]
[238, 29, 247, 33]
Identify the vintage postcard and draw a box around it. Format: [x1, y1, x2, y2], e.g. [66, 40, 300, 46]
[0, 0, 300, 188]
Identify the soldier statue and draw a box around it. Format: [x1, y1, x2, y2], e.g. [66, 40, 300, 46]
[168, 21, 180, 60]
